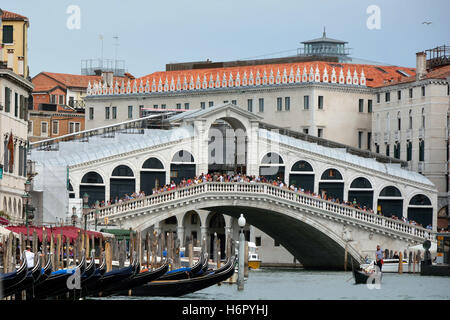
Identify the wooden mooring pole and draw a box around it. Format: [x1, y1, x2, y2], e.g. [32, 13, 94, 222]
[398, 251, 403, 274]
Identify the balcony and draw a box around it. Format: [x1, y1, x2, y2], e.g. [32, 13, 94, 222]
[394, 130, 401, 142]
[383, 132, 390, 143]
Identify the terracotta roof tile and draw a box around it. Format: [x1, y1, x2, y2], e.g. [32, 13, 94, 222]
[1, 9, 28, 21]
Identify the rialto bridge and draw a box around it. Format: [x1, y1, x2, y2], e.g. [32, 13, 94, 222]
[29, 103, 437, 269]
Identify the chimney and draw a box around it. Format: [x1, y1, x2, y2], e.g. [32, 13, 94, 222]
[416, 51, 427, 80]
[18, 56, 24, 76]
[7, 49, 14, 69]
[102, 71, 114, 87]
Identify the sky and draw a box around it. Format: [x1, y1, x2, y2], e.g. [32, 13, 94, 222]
[4, 0, 450, 78]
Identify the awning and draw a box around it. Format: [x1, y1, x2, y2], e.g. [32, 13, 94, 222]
[0, 226, 19, 239]
[0, 216, 9, 225]
[100, 228, 135, 240]
[5, 225, 104, 243]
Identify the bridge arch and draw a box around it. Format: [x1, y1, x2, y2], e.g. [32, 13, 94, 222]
[319, 168, 344, 201]
[133, 198, 364, 270]
[259, 152, 285, 182]
[80, 171, 106, 206]
[182, 210, 202, 243]
[170, 150, 196, 184]
[110, 164, 136, 201]
[348, 177, 374, 209]
[140, 156, 166, 195]
[289, 160, 315, 192]
[377, 185, 403, 219]
[407, 194, 433, 227]
[207, 212, 227, 259]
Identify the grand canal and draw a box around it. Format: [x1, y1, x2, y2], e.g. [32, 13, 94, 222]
[94, 268, 450, 300]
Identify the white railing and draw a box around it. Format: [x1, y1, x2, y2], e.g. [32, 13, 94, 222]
[87, 182, 435, 241]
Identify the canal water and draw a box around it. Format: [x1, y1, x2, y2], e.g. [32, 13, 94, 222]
[95, 268, 450, 300]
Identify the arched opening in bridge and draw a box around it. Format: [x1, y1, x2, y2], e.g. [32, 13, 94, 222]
[80, 171, 105, 206]
[259, 152, 285, 182]
[377, 186, 403, 219]
[208, 212, 226, 259]
[208, 116, 247, 175]
[407, 194, 432, 227]
[110, 165, 136, 201]
[319, 168, 344, 200]
[183, 210, 201, 245]
[170, 150, 196, 184]
[289, 160, 314, 192]
[141, 157, 166, 195]
[348, 177, 373, 209]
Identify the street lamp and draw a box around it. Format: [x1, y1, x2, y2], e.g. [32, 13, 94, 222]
[237, 213, 246, 291]
[83, 193, 89, 231]
[71, 206, 77, 227]
[21, 192, 30, 245]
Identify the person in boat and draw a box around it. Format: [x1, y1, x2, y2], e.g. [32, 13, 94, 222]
[392, 251, 400, 259]
[375, 245, 383, 272]
[25, 245, 35, 270]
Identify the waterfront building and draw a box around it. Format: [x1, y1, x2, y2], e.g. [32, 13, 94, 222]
[372, 47, 450, 230]
[0, 8, 34, 224]
[0, 9, 30, 80]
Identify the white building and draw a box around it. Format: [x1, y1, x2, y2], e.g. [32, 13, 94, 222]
[372, 48, 450, 230]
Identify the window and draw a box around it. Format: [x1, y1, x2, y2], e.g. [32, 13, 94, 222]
[200, 102, 205, 109]
[112, 106, 117, 119]
[27, 121, 33, 135]
[304, 95, 309, 109]
[59, 95, 65, 105]
[208, 101, 214, 107]
[176, 103, 181, 109]
[2, 25, 13, 44]
[184, 103, 189, 110]
[376, 93, 380, 103]
[397, 112, 401, 130]
[89, 107, 94, 120]
[68, 96, 74, 107]
[247, 99, 253, 112]
[154, 104, 158, 109]
[419, 140, 425, 161]
[14, 92, 18, 117]
[139, 105, 144, 117]
[375, 143, 380, 153]
[52, 120, 59, 135]
[223, 100, 229, 104]
[409, 88, 413, 98]
[41, 122, 48, 136]
[276, 97, 282, 111]
[128, 105, 133, 118]
[317, 128, 323, 138]
[274, 239, 280, 247]
[4, 87, 10, 112]
[19, 95, 25, 119]
[69, 122, 80, 133]
[303, 128, 309, 134]
[397, 90, 401, 100]
[318, 96, 324, 109]
[421, 108, 425, 128]
[358, 131, 363, 148]
[394, 143, 400, 159]
[368, 99, 373, 113]
[75, 122, 80, 132]
[386, 144, 390, 157]
[258, 98, 264, 112]
[359, 99, 364, 112]
[285, 97, 290, 111]
[409, 110, 412, 129]
[385, 92, 390, 102]
[421, 86, 425, 97]
[161, 104, 166, 109]
[50, 95, 57, 104]
[255, 237, 262, 247]
[105, 107, 110, 120]
[231, 100, 237, 105]
[407, 141, 412, 161]
[367, 132, 372, 150]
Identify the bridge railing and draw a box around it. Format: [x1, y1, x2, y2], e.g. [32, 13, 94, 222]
[87, 181, 435, 240]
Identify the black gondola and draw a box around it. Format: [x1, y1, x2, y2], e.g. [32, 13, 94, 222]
[64, 250, 99, 300]
[99, 260, 170, 297]
[9, 252, 42, 298]
[351, 262, 382, 285]
[0, 251, 28, 298]
[158, 252, 205, 281]
[83, 259, 136, 297]
[33, 252, 86, 299]
[125, 256, 236, 297]
[25, 253, 53, 299]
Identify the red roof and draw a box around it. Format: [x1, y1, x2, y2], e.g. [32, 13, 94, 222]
[1, 9, 28, 21]
[375, 64, 450, 87]
[6, 225, 103, 243]
[137, 61, 416, 88]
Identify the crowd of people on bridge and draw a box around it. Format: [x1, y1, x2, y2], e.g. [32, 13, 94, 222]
[92, 171, 434, 230]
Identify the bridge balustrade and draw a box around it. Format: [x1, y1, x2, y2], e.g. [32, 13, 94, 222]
[86, 182, 435, 241]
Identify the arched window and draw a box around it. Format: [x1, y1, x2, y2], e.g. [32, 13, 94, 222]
[172, 150, 194, 163]
[80, 172, 105, 206]
[112, 165, 134, 177]
[379, 186, 402, 197]
[378, 186, 403, 219]
[289, 160, 314, 192]
[81, 171, 104, 184]
[171, 150, 196, 184]
[408, 110, 412, 129]
[142, 157, 164, 169]
[291, 160, 313, 172]
[261, 152, 284, 164]
[350, 177, 372, 189]
[397, 111, 401, 131]
[319, 168, 344, 201]
[320, 168, 343, 180]
[260, 152, 285, 182]
[408, 194, 433, 227]
[409, 194, 431, 206]
[348, 177, 373, 209]
[110, 165, 136, 201]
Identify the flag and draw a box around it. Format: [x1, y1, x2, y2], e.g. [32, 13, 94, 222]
[7, 132, 14, 171]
